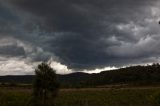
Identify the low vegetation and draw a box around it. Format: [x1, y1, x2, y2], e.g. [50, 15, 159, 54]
[0, 87, 160, 106]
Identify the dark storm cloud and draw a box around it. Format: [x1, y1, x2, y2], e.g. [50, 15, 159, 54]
[0, 0, 160, 70]
[0, 45, 25, 57]
[0, 3, 19, 35]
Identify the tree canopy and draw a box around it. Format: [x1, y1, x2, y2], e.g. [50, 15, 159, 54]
[33, 62, 59, 106]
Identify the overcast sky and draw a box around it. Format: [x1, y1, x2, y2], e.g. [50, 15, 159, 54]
[0, 0, 160, 75]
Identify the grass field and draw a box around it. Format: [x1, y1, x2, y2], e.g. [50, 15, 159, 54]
[0, 87, 160, 106]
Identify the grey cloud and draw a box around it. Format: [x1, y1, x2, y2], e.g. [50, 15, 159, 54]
[0, 0, 160, 71]
[0, 45, 25, 57]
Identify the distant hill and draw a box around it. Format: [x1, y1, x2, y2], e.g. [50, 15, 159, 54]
[0, 72, 91, 87]
[0, 63, 160, 87]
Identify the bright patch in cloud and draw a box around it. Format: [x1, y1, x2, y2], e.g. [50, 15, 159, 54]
[82, 67, 118, 74]
[0, 57, 34, 75]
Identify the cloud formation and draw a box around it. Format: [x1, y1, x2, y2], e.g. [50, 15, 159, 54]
[0, 0, 160, 74]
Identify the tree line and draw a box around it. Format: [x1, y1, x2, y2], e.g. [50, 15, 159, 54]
[1, 63, 160, 88]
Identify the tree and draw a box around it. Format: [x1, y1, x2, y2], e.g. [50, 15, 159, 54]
[33, 62, 59, 106]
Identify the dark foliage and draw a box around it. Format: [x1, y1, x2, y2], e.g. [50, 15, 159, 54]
[33, 62, 59, 106]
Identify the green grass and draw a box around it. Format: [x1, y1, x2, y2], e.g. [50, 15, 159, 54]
[0, 87, 160, 106]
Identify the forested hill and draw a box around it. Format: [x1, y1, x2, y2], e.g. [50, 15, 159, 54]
[0, 63, 160, 87]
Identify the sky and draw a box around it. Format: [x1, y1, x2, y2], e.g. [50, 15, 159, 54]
[0, 0, 160, 75]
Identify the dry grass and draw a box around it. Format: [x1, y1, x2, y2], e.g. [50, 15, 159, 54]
[0, 86, 160, 106]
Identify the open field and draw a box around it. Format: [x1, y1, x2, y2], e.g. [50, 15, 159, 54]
[0, 86, 160, 106]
